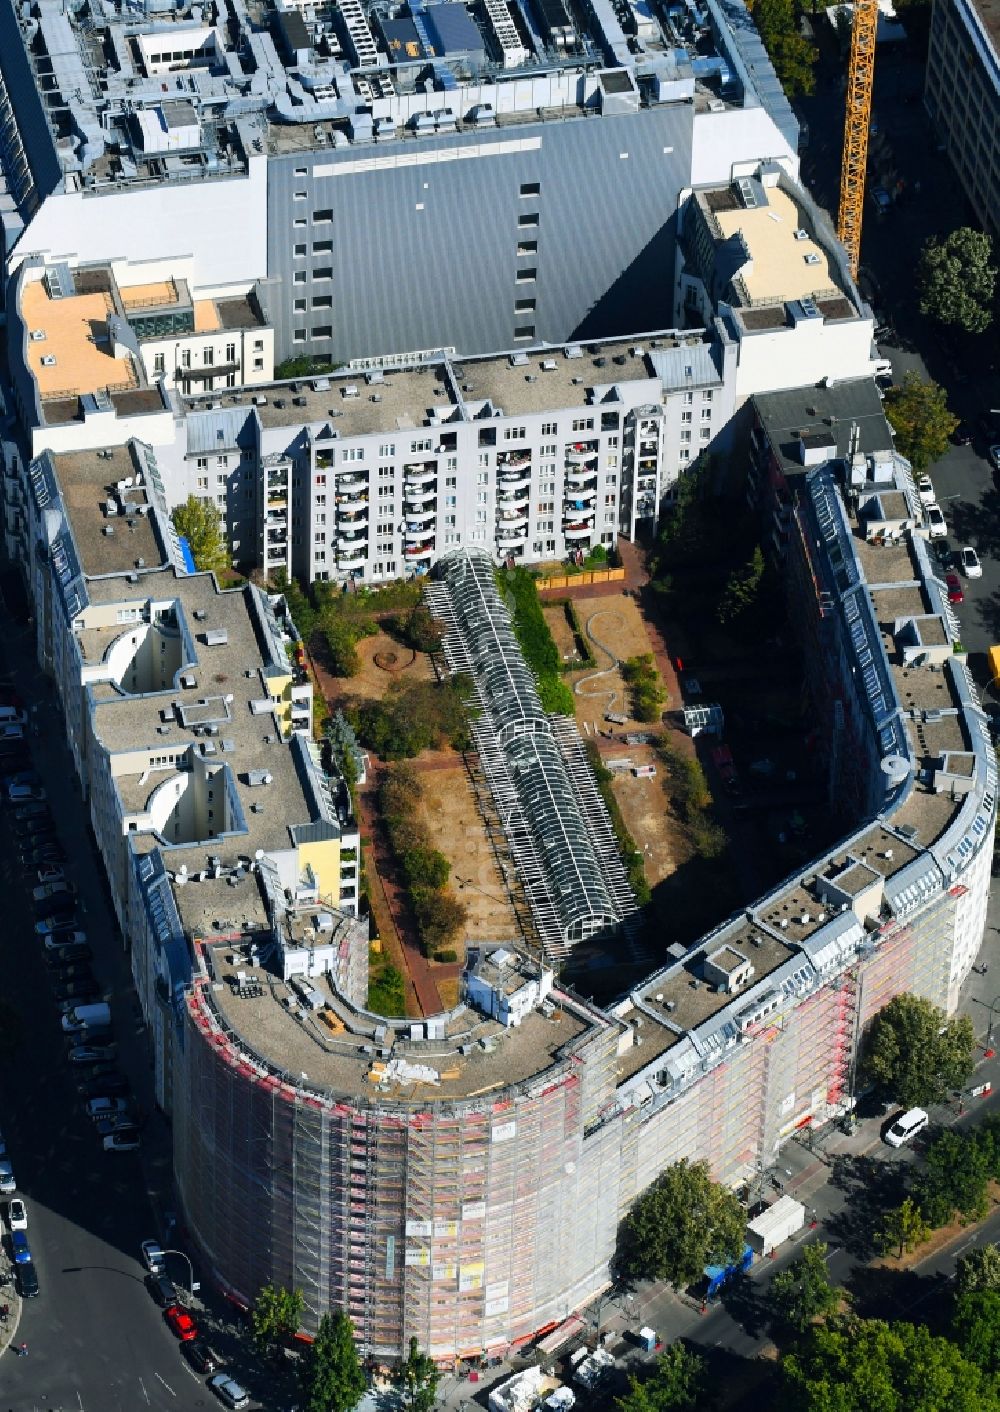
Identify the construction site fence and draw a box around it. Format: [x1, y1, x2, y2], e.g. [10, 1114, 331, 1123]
[535, 568, 626, 590]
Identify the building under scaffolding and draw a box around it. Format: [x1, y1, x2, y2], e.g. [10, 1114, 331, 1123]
[426, 549, 639, 959]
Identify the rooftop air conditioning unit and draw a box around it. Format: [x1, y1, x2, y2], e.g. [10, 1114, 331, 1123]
[794, 229, 809, 241]
[30, 330, 46, 341]
[804, 253, 822, 266]
[40, 355, 57, 367]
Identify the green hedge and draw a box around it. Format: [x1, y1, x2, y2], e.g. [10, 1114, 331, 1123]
[585, 742, 651, 906]
[500, 568, 576, 715]
[378, 765, 468, 957]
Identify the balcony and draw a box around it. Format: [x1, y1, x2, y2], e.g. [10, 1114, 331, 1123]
[498, 487, 530, 509]
[337, 474, 368, 492]
[337, 509, 368, 529]
[496, 522, 528, 544]
[498, 470, 532, 490]
[500, 449, 532, 469]
[402, 465, 437, 487]
[338, 548, 368, 569]
[565, 467, 599, 489]
[564, 489, 597, 508]
[338, 534, 368, 553]
[404, 540, 435, 561]
[564, 522, 594, 541]
[336, 488, 368, 507]
[565, 443, 598, 465]
[497, 508, 529, 528]
[403, 506, 436, 526]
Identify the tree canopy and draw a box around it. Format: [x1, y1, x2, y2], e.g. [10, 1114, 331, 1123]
[616, 1344, 706, 1412]
[620, 1158, 745, 1288]
[862, 992, 974, 1106]
[251, 1283, 304, 1360]
[392, 1337, 440, 1412]
[883, 373, 959, 473]
[750, 0, 817, 96]
[717, 545, 766, 626]
[918, 229, 996, 334]
[171, 494, 231, 575]
[782, 1316, 999, 1412]
[298, 1310, 365, 1412]
[953, 1291, 1000, 1377]
[767, 1243, 841, 1332]
[957, 1245, 1000, 1297]
[879, 1197, 931, 1259]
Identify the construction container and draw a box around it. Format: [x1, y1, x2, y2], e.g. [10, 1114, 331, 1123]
[746, 1195, 805, 1255]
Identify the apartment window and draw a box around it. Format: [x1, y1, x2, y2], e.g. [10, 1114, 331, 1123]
[679, 448, 691, 462]
[475, 510, 487, 522]
[514, 299, 535, 312]
[681, 411, 693, 424]
[606, 454, 618, 468]
[294, 244, 307, 257]
[446, 476, 457, 487]
[204, 347, 214, 366]
[196, 457, 208, 470]
[293, 271, 306, 285]
[314, 267, 333, 281]
[293, 191, 307, 201]
[518, 213, 539, 228]
[607, 434, 619, 447]
[515, 325, 535, 340]
[702, 390, 714, 402]
[477, 492, 488, 504]
[520, 181, 540, 197]
[293, 218, 306, 229]
[379, 444, 396, 457]
[295, 167, 307, 176]
[681, 430, 692, 443]
[411, 439, 433, 452]
[503, 426, 526, 441]
[314, 208, 333, 222]
[216, 474, 227, 485]
[225, 372, 236, 388]
[196, 476, 208, 489]
[153, 352, 165, 374]
[572, 418, 594, 432]
[378, 466, 393, 478]
[253, 358, 263, 371]
[445, 494, 457, 507]
[699, 427, 711, 440]
[312, 296, 333, 309]
[313, 240, 333, 254]
[294, 299, 307, 313]
[181, 350, 192, 369]
[316, 494, 327, 506]
[344, 448, 365, 462]
[445, 514, 456, 527]
[315, 475, 327, 487]
[541, 424, 557, 437]
[293, 330, 306, 343]
[517, 241, 537, 256]
[378, 484, 393, 498]
[313, 326, 333, 339]
[446, 456, 457, 471]
[684, 392, 694, 405]
[516, 268, 537, 284]
[226, 343, 236, 361]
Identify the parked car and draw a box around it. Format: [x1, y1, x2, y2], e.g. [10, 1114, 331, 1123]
[142, 1240, 166, 1274]
[36, 865, 67, 886]
[67, 1043, 118, 1065]
[15, 802, 50, 822]
[53, 978, 100, 1005]
[933, 538, 955, 570]
[149, 1271, 179, 1306]
[43, 930, 87, 951]
[7, 1199, 27, 1231]
[183, 1340, 221, 1375]
[951, 421, 973, 446]
[33, 886, 77, 913]
[8, 783, 46, 803]
[103, 1129, 140, 1152]
[0, 1162, 16, 1194]
[16, 1260, 38, 1298]
[946, 573, 964, 604]
[11, 1229, 31, 1264]
[0, 724, 24, 742]
[990, 445, 1000, 472]
[165, 1303, 199, 1342]
[47, 943, 92, 967]
[208, 1373, 250, 1410]
[95, 1115, 136, 1137]
[960, 546, 983, 578]
[916, 475, 935, 506]
[884, 1106, 929, 1148]
[869, 186, 891, 213]
[36, 911, 78, 935]
[79, 1071, 129, 1098]
[924, 503, 947, 539]
[86, 1096, 130, 1122]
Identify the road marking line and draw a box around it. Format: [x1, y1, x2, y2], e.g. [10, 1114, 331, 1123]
[154, 1372, 176, 1397]
[138, 1380, 149, 1405]
[78, 1394, 85, 1412]
[823, 1247, 841, 1262]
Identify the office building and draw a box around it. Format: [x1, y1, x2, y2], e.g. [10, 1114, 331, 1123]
[925, 0, 1000, 243]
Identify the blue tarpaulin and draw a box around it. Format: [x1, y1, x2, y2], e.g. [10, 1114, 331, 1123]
[704, 1244, 753, 1297]
[178, 535, 197, 574]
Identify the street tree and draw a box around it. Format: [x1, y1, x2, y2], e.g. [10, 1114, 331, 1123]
[782, 1316, 998, 1412]
[392, 1336, 440, 1412]
[717, 545, 766, 626]
[616, 1343, 706, 1412]
[883, 373, 959, 473]
[879, 1198, 932, 1259]
[915, 1128, 991, 1227]
[298, 1310, 365, 1412]
[751, 0, 817, 95]
[953, 1290, 1000, 1376]
[171, 494, 231, 575]
[251, 1283, 304, 1360]
[918, 228, 996, 334]
[862, 992, 975, 1106]
[957, 1245, 1000, 1296]
[766, 1242, 841, 1332]
[620, 1158, 745, 1288]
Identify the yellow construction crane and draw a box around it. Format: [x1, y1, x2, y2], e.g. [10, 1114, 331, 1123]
[836, 0, 879, 278]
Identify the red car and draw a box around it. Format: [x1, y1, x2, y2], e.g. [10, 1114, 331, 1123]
[164, 1305, 199, 1342]
[945, 573, 964, 605]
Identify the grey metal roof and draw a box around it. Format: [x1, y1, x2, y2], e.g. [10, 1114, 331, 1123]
[185, 407, 255, 457]
[753, 378, 892, 475]
[648, 343, 721, 393]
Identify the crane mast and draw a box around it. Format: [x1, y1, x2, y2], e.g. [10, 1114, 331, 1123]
[836, 0, 879, 278]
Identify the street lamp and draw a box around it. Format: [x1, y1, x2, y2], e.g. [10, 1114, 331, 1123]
[162, 1248, 200, 1299]
[984, 994, 1000, 1053]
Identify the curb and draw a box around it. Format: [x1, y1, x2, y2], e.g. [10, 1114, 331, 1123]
[0, 1259, 22, 1357]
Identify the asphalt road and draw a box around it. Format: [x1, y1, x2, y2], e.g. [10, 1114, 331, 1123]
[0, 618, 210, 1411]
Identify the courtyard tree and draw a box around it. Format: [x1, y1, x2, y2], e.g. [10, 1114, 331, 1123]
[766, 1242, 841, 1332]
[918, 228, 996, 334]
[392, 1336, 440, 1412]
[781, 1317, 994, 1412]
[171, 494, 230, 575]
[251, 1283, 304, 1360]
[616, 1343, 706, 1412]
[717, 545, 766, 626]
[620, 1158, 745, 1288]
[861, 992, 974, 1107]
[750, 0, 817, 96]
[883, 373, 959, 472]
[953, 1290, 1000, 1376]
[298, 1310, 365, 1412]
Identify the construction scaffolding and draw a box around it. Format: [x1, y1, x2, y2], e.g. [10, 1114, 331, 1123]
[428, 550, 636, 961]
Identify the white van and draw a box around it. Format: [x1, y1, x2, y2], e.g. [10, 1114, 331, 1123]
[884, 1107, 929, 1148]
[0, 706, 27, 726]
[61, 1001, 111, 1034]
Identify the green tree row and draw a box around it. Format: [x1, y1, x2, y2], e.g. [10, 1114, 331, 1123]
[657, 743, 728, 861]
[585, 741, 651, 905]
[621, 654, 668, 723]
[351, 675, 475, 760]
[379, 764, 468, 958]
[499, 567, 576, 714]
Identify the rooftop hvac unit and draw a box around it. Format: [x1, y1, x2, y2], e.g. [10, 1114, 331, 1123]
[804, 253, 821, 266]
[794, 229, 809, 241]
[40, 355, 57, 367]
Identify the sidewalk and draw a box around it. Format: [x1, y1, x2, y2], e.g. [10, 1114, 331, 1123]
[0, 1252, 21, 1358]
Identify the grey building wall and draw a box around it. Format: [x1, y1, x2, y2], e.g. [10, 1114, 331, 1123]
[925, 0, 1000, 243]
[0, 0, 62, 256]
[266, 105, 695, 365]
